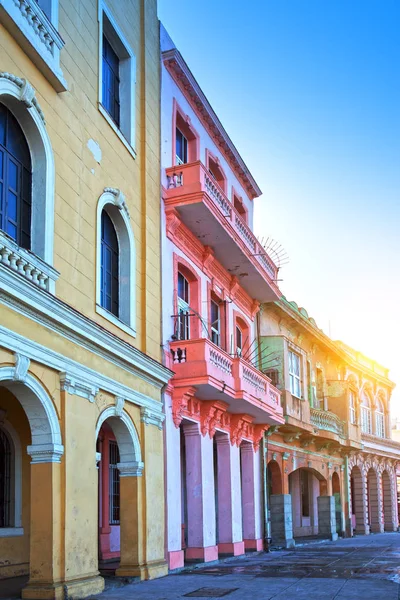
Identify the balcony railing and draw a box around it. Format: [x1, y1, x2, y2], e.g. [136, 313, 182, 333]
[310, 407, 346, 438]
[165, 161, 278, 282]
[170, 338, 282, 417]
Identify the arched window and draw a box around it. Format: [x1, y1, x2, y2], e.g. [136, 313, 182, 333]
[0, 426, 12, 528]
[96, 189, 136, 335]
[177, 271, 190, 340]
[100, 210, 119, 318]
[361, 391, 372, 434]
[375, 397, 385, 438]
[0, 103, 32, 249]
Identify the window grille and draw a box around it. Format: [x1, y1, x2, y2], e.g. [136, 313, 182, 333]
[0, 428, 12, 528]
[109, 440, 120, 525]
[288, 350, 301, 398]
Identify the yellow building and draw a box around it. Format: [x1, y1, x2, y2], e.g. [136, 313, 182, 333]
[0, 1, 170, 598]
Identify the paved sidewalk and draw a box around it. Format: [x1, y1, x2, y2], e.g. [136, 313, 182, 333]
[88, 533, 400, 600]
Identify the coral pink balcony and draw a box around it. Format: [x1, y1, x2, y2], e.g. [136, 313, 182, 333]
[170, 338, 284, 425]
[164, 161, 280, 302]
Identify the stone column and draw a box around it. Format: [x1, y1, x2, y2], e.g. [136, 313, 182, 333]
[241, 443, 263, 551]
[115, 463, 145, 577]
[317, 496, 338, 541]
[22, 448, 67, 600]
[183, 423, 217, 562]
[215, 435, 244, 556]
[354, 471, 369, 535]
[165, 401, 184, 569]
[369, 472, 384, 533]
[270, 494, 295, 548]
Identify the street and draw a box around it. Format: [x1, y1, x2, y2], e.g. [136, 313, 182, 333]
[91, 533, 400, 600]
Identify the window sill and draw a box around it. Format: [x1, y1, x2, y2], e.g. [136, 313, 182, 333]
[96, 304, 136, 338]
[0, 527, 24, 538]
[98, 104, 136, 159]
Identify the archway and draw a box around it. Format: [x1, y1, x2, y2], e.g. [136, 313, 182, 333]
[95, 406, 143, 577]
[367, 467, 381, 532]
[267, 460, 282, 496]
[350, 465, 366, 534]
[289, 467, 327, 538]
[332, 471, 341, 535]
[0, 365, 63, 597]
[382, 470, 394, 532]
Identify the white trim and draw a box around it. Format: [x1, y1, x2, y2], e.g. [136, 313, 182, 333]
[27, 443, 63, 463]
[0, 367, 62, 449]
[0, 73, 56, 276]
[0, 527, 24, 537]
[96, 188, 137, 335]
[0, 420, 22, 527]
[95, 406, 143, 474]
[140, 406, 165, 430]
[0, 325, 166, 423]
[0, 267, 171, 387]
[98, 1, 136, 150]
[98, 104, 136, 159]
[60, 372, 98, 403]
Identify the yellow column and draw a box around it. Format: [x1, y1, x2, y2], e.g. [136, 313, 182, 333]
[115, 467, 144, 577]
[22, 450, 63, 600]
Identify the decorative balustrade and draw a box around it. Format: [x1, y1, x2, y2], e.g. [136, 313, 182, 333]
[12, 0, 64, 55]
[209, 347, 232, 374]
[310, 407, 346, 438]
[0, 231, 59, 291]
[164, 161, 279, 282]
[241, 364, 267, 394]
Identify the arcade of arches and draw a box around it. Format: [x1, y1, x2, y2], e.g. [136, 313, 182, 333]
[267, 447, 398, 547]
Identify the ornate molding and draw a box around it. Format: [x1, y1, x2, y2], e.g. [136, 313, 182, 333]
[230, 414, 253, 447]
[140, 407, 165, 430]
[0, 73, 45, 121]
[27, 443, 64, 464]
[117, 460, 144, 477]
[60, 372, 98, 403]
[13, 353, 30, 382]
[103, 187, 130, 219]
[115, 396, 125, 416]
[200, 400, 230, 438]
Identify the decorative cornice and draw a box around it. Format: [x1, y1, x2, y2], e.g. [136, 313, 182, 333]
[13, 352, 30, 382]
[60, 373, 98, 403]
[140, 407, 165, 430]
[117, 461, 144, 477]
[0, 73, 46, 122]
[27, 443, 64, 464]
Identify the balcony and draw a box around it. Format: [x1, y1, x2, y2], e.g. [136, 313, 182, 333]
[170, 338, 284, 425]
[164, 161, 280, 302]
[310, 407, 346, 439]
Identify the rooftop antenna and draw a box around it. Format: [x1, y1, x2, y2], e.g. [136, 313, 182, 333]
[257, 236, 290, 270]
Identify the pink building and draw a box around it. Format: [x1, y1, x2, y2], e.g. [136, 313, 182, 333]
[160, 25, 285, 570]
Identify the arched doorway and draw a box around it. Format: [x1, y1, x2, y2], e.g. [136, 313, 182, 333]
[289, 467, 327, 538]
[95, 406, 143, 578]
[332, 471, 341, 535]
[350, 465, 367, 534]
[0, 365, 63, 597]
[267, 460, 283, 497]
[382, 470, 394, 532]
[367, 468, 381, 532]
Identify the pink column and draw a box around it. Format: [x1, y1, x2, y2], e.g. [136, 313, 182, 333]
[241, 442, 263, 551]
[216, 435, 244, 556]
[183, 422, 218, 562]
[165, 396, 184, 569]
[99, 433, 112, 559]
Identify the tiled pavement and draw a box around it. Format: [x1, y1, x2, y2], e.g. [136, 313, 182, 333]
[90, 533, 400, 600]
[1, 533, 400, 599]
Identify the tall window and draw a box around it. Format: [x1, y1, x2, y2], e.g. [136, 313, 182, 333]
[349, 390, 357, 425]
[288, 350, 301, 398]
[316, 367, 324, 409]
[376, 399, 385, 438]
[300, 470, 310, 517]
[236, 325, 243, 357]
[176, 128, 188, 165]
[102, 35, 120, 127]
[108, 440, 120, 525]
[361, 391, 372, 434]
[0, 103, 32, 249]
[0, 427, 12, 528]
[177, 271, 190, 340]
[210, 300, 220, 346]
[100, 210, 119, 317]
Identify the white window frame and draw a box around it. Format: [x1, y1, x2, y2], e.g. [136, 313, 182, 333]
[210, 299, 220, 347]
[376, 411, 385, 438]
[361, 405, 372, 434]
[349, 390, 357, 425]
[177, 272, 190, 340]
[98, 1, 136, 157]
[96, 189, 136, 337]
[288, 349, 302, 399]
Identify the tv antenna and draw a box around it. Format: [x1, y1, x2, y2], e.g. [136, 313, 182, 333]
[257, 236, 289, 270]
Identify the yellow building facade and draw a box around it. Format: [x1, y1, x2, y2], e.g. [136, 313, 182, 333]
[0, 1, 170, 598]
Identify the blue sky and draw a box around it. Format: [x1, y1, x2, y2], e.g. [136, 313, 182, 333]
[158, 0, 400, 412]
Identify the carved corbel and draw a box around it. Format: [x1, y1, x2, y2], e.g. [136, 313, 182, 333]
[13, 353, 30, 382]
[165, 208, 182, 239]
[202, 246, 214, 275]
[253, 424, 268, 451]
[200, 400, 229, 438]
[172, 386, 198, 428]
[229, 276, 240, 301]
[230, 414, 253, 447]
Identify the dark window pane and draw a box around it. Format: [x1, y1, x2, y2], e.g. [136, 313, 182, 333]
[102, 35, 120, 127]
[100, 210, 119, 317]
[6, 222, 17, 240]
[0, 105, 5, 147]
[7, 191, 17, 221]
[7, 160, 18, 191]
